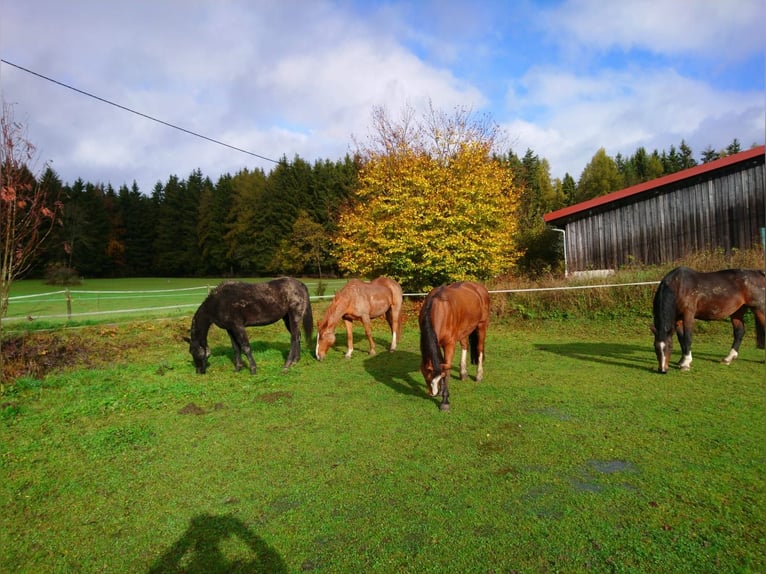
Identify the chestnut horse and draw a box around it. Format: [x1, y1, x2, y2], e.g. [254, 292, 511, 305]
[315, 277, 403, 360]
[184, 278, 313, 374]
[651, 267, 765, 373]
[419, 281, 490, 411]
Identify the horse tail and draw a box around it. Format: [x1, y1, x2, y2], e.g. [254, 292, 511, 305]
[419, 289, 444, 377]
[469, 329, 479, 365]
[302, 291, 314, 348]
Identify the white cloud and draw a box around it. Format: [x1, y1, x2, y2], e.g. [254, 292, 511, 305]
[545, 0, 765, 60]
[1, 0, 763, 190]
[504, 66, 764, 180]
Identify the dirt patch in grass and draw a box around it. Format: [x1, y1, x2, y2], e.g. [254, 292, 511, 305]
[1, 333, 89, 383]
[1, 324, 148, 386]
[178, 402, 226, 415]
[178, 402, 207, 415]
[255, 391, 293, 404]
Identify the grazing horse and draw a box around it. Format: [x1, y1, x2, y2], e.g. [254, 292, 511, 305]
[419, 281, 490, 411]
[651, 266, 765, 373]
[315, 277, 403, 360]
[184, 278, 313, 374]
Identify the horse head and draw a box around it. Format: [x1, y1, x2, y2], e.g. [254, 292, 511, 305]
[185, 336, 211, 374]
[315, 291, 348, 360]
[420, 359, 448, 396]
[315, 319, 336, 361]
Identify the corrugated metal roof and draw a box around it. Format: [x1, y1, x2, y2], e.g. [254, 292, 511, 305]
[543, 145, 765, 225]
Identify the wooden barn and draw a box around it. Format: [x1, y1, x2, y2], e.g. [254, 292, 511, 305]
[543, 145, 765, 274]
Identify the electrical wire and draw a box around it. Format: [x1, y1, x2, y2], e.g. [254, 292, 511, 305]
[0, 58, 279, 164]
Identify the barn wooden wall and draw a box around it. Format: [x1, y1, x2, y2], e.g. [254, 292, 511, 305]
[563, 158, 765, 271]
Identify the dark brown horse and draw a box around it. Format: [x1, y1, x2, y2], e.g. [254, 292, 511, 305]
[185, 278, 313, 374]
[315, 277, 403, 360]
[651, 267, 765, 373]
[419, 281, 490, 410]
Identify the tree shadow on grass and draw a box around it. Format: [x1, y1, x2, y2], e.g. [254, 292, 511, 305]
[147, 513, 287, 573]
[534, 342, 655, 372]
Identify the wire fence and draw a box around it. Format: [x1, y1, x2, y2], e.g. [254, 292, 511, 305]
[4, 280, 659, 327]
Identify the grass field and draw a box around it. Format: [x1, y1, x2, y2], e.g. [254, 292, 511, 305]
[1, 297, 764, 573]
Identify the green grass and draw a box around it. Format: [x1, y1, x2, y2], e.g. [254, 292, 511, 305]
[1, 310, 764, 573]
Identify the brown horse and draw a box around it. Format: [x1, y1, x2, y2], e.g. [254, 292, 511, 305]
[419, 281, 490, 411]
[315, 277, 403, 360]
[651, 267, 765, 373]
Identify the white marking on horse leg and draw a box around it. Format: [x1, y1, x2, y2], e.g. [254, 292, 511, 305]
[315, 336, 320, 360]
[722, 349, 738, 365]
[390, 331, 397, 351]
[679, 352, 692, 370]
[344, 348, 353, 359]
[430, 376, 441, 397]
[460, 349, 468, 380]
[476, 352, 484, 382]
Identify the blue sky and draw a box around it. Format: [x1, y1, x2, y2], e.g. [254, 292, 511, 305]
[1, 0, 763, 193]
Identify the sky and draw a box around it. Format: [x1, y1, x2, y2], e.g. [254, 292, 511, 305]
[1, 0, 764, 193]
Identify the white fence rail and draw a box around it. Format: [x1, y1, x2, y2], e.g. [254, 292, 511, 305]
[5, 280, 659, 325]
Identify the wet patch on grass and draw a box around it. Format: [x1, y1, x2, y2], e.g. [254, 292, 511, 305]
[571, 459, 639, 493]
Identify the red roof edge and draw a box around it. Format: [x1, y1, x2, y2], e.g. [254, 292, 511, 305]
[543, 145, 766, 224]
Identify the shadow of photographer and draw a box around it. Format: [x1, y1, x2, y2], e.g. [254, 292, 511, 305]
[147, 513, 286, 573]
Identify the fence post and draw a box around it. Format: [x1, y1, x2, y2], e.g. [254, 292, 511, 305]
[66, 289, 72, 320]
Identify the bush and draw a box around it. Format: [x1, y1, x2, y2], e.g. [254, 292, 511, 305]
[44, 263, 81, 286]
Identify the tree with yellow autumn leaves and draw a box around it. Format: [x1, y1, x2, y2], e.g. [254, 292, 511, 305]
[334, 103, 522, 291]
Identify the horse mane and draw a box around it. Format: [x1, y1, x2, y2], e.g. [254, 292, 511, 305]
[319, 287, 352, 331]
[420, 287, 445, 377]
[189, 302, 212, 349]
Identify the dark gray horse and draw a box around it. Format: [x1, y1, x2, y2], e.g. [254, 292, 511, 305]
[184, 278, 313, 374]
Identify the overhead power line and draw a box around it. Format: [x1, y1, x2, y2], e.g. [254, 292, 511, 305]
[1, 58, 279, 164]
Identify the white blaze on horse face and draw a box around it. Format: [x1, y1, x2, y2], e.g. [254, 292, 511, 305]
[655, 341, 670, 372]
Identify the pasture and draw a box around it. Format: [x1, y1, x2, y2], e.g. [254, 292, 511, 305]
[1, 291, 764, 573]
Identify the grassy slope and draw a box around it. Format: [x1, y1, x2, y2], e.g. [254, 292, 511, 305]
[1, 313, 764, 573]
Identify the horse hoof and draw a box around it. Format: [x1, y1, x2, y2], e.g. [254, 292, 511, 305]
[679, 365, 691, 372]
[439, 403, 451, 412]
